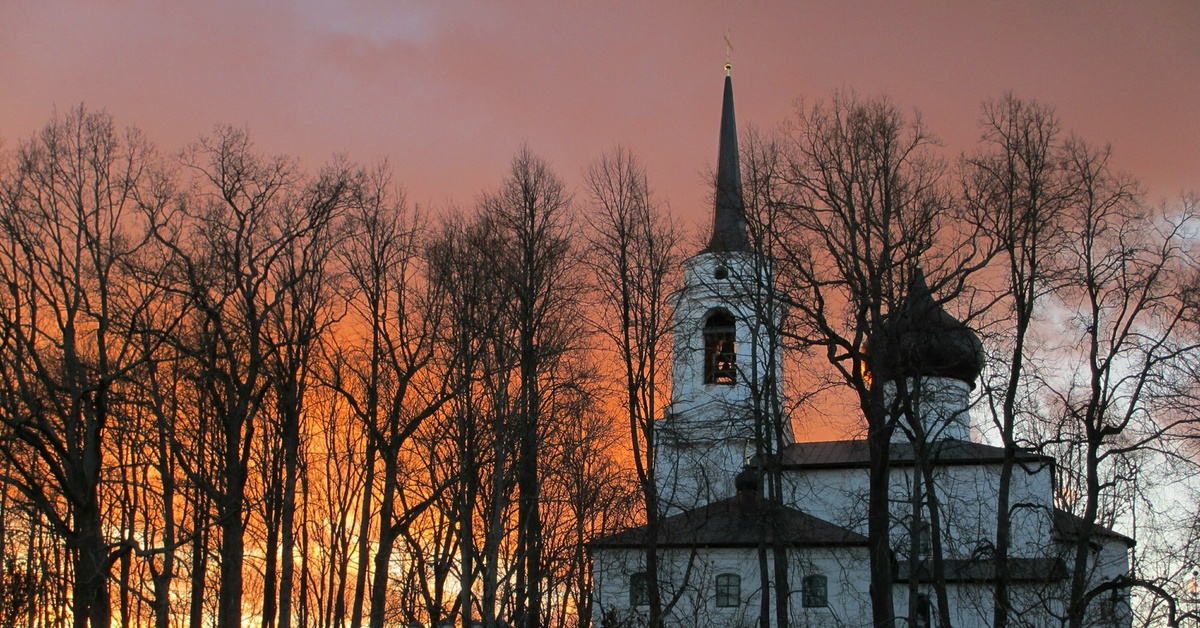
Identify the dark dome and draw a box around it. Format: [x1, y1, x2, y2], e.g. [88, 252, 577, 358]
[869, 268, 985, 388]
[734, 468, 760, 494]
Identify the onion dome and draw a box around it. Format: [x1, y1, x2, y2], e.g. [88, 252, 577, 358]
[869, 268, 985, 388]
[734, 468, 760, 495]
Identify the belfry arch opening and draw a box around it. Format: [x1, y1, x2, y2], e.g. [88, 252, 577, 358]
[703, 309, 737, 385]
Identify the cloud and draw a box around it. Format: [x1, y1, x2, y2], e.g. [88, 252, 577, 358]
[290, 0, 439, 48]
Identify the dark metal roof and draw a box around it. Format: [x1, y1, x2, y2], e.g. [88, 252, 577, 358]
[897, 557, 1068, 583]
[777, 438, 1051, 469]
[1052, 508, 1135, 547]
[702, 72, 750, 254]
[590, 493, 867, 549]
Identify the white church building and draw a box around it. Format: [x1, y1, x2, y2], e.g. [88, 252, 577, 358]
[589, 68, 1133, 627]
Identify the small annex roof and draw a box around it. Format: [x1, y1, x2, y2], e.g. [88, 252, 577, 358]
[1052, 508, 1135, 548]
[590, 492, 867, 550]
[776, 438, 1051, 470]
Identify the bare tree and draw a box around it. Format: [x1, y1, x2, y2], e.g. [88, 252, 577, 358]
[477, 146, 580, 628]
[263, 158, 349, 628]
[327, 165, 461, 628]
[155, 126, 348, 628]
[962, 93, 1071, 626]
[445, 208, 525, 628]
[583, 146, 681, 628]
[426, 209, 516, 628]
[545, 402, 633, 628]
[1043, 139, 1200, 628]
[740, 126, 806, 628]
[0, 106, 173, 628]
[769, 92, 984, 627]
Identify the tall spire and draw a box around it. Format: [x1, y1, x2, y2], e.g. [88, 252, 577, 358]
[704, 62, 751, 253]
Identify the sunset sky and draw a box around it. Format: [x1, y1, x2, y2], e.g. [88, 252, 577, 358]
[2, 1, 1196, 232]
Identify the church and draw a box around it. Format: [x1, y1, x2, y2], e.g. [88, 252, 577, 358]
[588, 67, 1134, 627]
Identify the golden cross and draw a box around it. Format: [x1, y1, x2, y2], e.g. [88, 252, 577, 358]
[724, 30, 733, 74]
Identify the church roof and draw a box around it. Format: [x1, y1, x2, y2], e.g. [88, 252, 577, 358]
[590, 493, 867, 549]
[777, 438, 1051, 469]
[701, 70, 751, 254]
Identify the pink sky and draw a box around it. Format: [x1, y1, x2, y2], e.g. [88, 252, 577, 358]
[1, 0, 1197, 231]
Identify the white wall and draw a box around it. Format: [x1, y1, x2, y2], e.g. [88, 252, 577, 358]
[592, 545, 870, 628]
[784, 458, 1055, 560]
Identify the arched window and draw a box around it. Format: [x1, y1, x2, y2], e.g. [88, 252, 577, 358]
[916, 594, 932, 627]
[715, 573, 740, 607]
[704, 310, 736, 385]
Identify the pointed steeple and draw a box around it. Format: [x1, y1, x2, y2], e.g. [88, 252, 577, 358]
[704, 65, 751, 253]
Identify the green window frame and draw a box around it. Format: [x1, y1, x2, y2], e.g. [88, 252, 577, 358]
[715, 573, 740, 608]
[802, 574, 827, 608]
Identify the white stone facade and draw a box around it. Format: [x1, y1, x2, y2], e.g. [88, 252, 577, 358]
[592, 547, 871, 628]
[656, 250, 785, 515]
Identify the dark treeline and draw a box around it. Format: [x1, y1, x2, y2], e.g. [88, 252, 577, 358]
[0, 108, 635, 628]
[0, 95, 1197, 628]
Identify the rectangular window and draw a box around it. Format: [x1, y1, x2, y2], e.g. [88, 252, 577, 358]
[715, 573, 740, 608]
[918, 522, 932, 557]
[801, 574, 827, 608]
[629, 572, 649, 607]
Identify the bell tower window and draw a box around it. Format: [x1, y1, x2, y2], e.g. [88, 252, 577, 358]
[704, 310, 737, 385]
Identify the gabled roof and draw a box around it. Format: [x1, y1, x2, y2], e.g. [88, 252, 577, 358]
[590, 493, 867, 549]
[777, 438, 1051, 470]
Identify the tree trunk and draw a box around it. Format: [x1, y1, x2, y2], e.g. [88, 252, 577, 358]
[350, 442, 376, 628]
[217, 426, 246, 628]
[368, 455, 400, 628]
[866, 387, 896, 628]
[72, 502, 111, 628]
[189, 492, 209, 628]
[278, 403, 302, 628]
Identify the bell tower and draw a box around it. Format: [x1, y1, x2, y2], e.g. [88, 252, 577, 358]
[655, 64, 790, 515]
